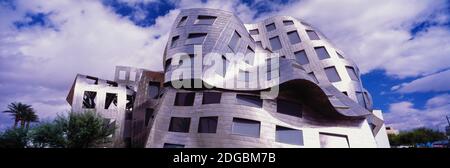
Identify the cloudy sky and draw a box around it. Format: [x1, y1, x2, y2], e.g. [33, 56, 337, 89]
[0, 0, 449, 131]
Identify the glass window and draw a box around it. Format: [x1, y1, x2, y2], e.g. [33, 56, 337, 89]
[236, 94, 262, 108]
[294, 50, 309, 65]
[249, 29, 259, 35]
[126, 95, 134, 111]
[276, 126, 304, 145]
[170, 36, 179, 48]
[269, 36, 282, 51]
[174, 92, 195, 106]
[168, 117, 190, 133]
[324, 66, 341, 82]
[202, 92, 221, 104]
[306, 30, 320, 40]
[319, 133, 349, 148]
[277, 99, 302, 117]
[83, 91, 96, 109]
[245, 46, 255, 65]
[163, 143, 185, 148]
[104, 93, 117, 110]
[185, 33, 207, 45]
[228, 31, 241, 51]
[283, 20, 294, 26]
[145, 108, 154, 126]
[308, 72, 318, 83]
[148, 82, 160, 99]
[346, 66, 359, 81]
[315, 47, 330, 60]
[356, 91, 366, 108]
[177, 16, 187, 27]
[287, 31, 301, 44]
[216, 55, 228, 77]
[198, 116, 218, 133]
[232, 118, 260, 138]
[194, 15, 216, 25]
[266, 23, 276, 31]
[165, 58, 172, 72]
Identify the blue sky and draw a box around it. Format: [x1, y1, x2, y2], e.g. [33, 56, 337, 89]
[0, 0, 449, 131]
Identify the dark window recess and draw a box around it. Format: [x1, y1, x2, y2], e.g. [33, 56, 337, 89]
[106, 81, 118, 87]
[277, 99, 303, 118]
[287, 31, 301, 44]
[307, 30, 320, 40]
[145, 108, 154, 126]
[276, 126, 304, 145]
[342, 91, 348, 96]
[228, 30, 241, 51]
[165, 58, 172, 72]
[174, 92, 195, 106]
[266, 23, 276, 31]
[126, 95, 134, 111]
[294, 50, 309, 65]
[177, 16, 187, 27]
[232, 118, 260, 138]
[249, 29, 259, 35]
[346, 66, 359, 81]
[170, 36, 179, 48]
[237, 94, 262, 108]
[202, 92, 221, 104]
[125, 112, 132, 120]
[195, 15, 217, 25]
[148, 82, 160, 99]
[315, 47, 330, 60]
[163, 143, 185, 148]
[104, 93, 118, 109]
[283, 20, 294, 25]
[256, 41, 263, 48]
[269, 36, 282, 50]
[198, 116, 218, 133]
[168, 117, 191, 133]
[324, 66, 342, 82]
[86, 76, 98, 85]
[82, 91, 96, 109]
[185, 33, 207, 45]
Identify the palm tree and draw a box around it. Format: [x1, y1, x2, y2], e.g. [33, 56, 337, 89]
[3, 102, 38, 128]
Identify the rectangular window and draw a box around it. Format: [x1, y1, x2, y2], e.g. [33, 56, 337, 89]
[105, 93, 118, 110]
[228, 30, 241, 51]
[232, 118, 260, 138]
[148, 82, 160, 99]
[185, 33, 207, 45]
[315, 47, 330, 60]
[356, 91, 366, 108]
[168, 117, 190, 133]
[236, 94, 262, 108]
[198, 116, 218, 133]
[163, 143, 185, 148]
[287, 31, 301, 44]
[249, 29, 259, 35]
[308, 72, 318, 83]
[269, 36, 282, 51]
[216, 55, 228, 77]
[165, 58, 172, 72]
[276, 126, 304, 145]
[319, 132, 349, 148]
[239, 70, 249, 82]
[202, 92, 221, 104]
[177, 16, 187, 27]
[126, 95, 134, 111]
[145, 108, 154, 126]
[118, 71, 126, 80]
[277, 99, 302, 118]
[283, 20, 294, 26]
[346, 66, 359, 81]
[324, 66, 342, 82]
[245, 46, 255, 65]
[174, 92, 195, 106]
[194, 15, 216, 25]
[106, 81, 118, 87]
[294, 50, 309, 65]
[306, 30, 320, 40]
[266, 23, 276, 32]
[170, 36, 179, 48]
[82, 91, 96, 109]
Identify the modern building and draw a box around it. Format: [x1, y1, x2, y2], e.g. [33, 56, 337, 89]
[66, 8, 389, 148]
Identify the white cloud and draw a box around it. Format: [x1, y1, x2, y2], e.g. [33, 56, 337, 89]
[392, 69, 450, 93]
[384, 94, 450, 131]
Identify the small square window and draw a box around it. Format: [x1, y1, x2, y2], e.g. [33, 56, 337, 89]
[315, 47, 330, 60]
[276, 126, 303, 145]
[346, 66, 359, 81]
[232, 118, 260, 138]
[236, 94, 262, 108]
[198, 116, 218, 133]
[324, 66, 342, 82]
[194, 15, 217, 25]
[168, 117, 190, 133]
[266, 23, 276, 32]
[287, 31, 301, 44]
[269, 36, 282, 51]
[185, 33, 207, 45]
[83, 91, 97, 109]
[177, 16, 188, 27]
[307, 30, 320, 40]
[283, 20, 294, 26]
[148, 82, 160, 99]
[174, 92, 195, 106]
[294, 50, 309, 65]
[202, 92, 221, 104]
[105, 93, 118, 110]
[249, 29, 259, 35]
